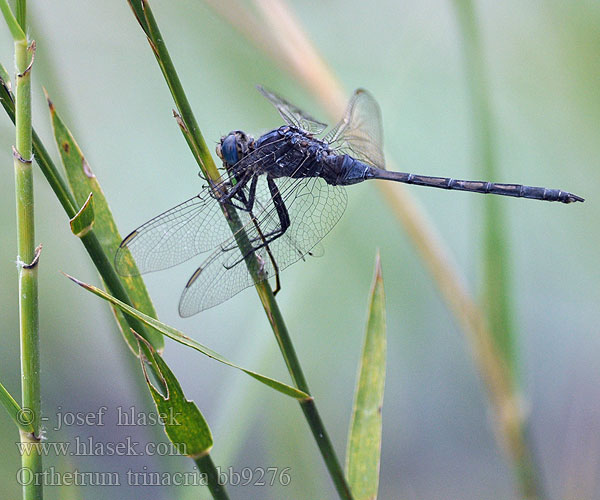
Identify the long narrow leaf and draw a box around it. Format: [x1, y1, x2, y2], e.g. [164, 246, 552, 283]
[346, 252, 387, 499]
[46, 90, 164, 353]
[0, 380, 34, 434]
[0, 0, 26, 41]
[65, 273, 309, 400]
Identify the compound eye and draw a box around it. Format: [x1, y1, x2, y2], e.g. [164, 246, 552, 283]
[220, 133, 240, 166]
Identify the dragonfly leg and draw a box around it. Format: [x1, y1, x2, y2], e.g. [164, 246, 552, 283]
[225, 174, 259, 212]
[208, 168, 252, 204]
[246, 175, 291, 244]
[221, 175, 291, 276]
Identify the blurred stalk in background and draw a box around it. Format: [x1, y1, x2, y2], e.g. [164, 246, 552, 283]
[452, 1, 542, 497]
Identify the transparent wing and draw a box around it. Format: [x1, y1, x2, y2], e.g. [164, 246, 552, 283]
[178, 175, 348, 316]
[114, 192, 231, 276]
[252, 188, 324, 259]
[115, 137, 290, 276]
[324, 89, 385, 169]
[257, 85, 328, 135]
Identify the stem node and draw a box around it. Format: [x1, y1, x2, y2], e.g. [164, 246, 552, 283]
[12, 144, 31, 163]
[16, 38, 35, 77]
[22, 244, 42, 269]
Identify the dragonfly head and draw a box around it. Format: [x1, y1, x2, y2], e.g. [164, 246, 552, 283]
[216, 130, 254, 167]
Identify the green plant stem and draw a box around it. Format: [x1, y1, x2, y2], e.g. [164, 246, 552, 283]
[194, 454, 230, 500]
[127, 2, 353, 497]
[1, 59, 204, 493]
[12, 8, 42, 499]
[0, 83, 77, 217]
[0, 84, 163, 351]
[254, 285, 353, 499]
[133, 0, 220, 181]
[451, 1, 541, 498]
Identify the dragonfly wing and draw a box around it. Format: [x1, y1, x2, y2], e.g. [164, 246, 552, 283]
[324, 89, 385, 169]
[257, 85, 328, 135]
[116, 135, 294, 276]
[252, 179, 323, 260]
[178, 244, 269, 316]
[114, 189, 234, 276]
[178, 175, 348, 315]
[262, 176, 347, 266]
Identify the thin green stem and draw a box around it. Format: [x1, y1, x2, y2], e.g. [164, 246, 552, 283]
[194, 454, 230, 500]
[0, 72, 167, 350]
[127, 1, 353, 497]
[8, 1, 43, 496]
[451, 0, 515, 371]
[255, 285, 352, 499]
[0, 70, 79, 218]
[451, 1, 542, 498]
[139, 1, 220, 181]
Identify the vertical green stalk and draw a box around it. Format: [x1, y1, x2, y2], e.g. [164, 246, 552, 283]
[5, 0, 43, 497]
[127, 2, 353, 497]
[194, 455, 230, 500]
[254, 284, 353, 500]
[451, 0, 514, 371]
[451, 1, 541, 498]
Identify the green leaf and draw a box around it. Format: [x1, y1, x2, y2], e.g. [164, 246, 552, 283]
[45, 89, 164, 353]
[65, 273, 309, 400]
[69, 192, 94, 237]
[346, 252, 387, 500]
[0, 380, 34, 434]
[136, 334, 213, 457]
[0, 61, 10, 91]
[0, 0, 26, 41]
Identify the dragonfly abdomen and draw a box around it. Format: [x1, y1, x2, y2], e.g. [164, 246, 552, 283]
[326, 155, 372, 185]
[367, 168, 584, 203]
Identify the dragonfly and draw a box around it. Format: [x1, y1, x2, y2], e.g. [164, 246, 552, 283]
[115, 86, 584, 316]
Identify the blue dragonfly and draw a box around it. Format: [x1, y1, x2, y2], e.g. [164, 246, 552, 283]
[116, 86, 583, 316]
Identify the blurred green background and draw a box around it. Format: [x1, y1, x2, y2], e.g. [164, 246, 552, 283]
[0, 1, 598, 498]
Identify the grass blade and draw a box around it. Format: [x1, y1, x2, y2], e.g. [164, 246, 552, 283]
[346, 252, 386, 500]
[0, 0, 25, 41]
[451, 0, 516, 373]
[0, 380, 34, 434]
[65, 273, 309, 400]
[45, 90, 164, 353]
[451, 2, 542, 498]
